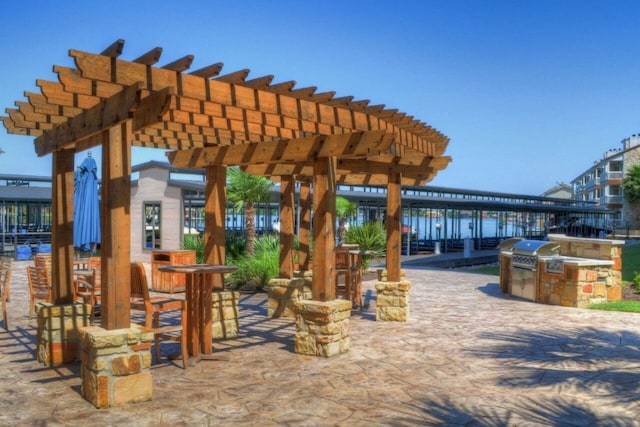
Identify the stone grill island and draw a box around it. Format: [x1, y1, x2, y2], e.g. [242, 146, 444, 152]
[499, 234, 623, 308]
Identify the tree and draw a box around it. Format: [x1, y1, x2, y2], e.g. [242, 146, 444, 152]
[227, 167, 274, 256]
[623, 165, 640, 204]
[336, 196, 357, 244]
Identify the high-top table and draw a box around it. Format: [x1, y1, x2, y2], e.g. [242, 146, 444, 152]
[158, 264, 237, 366]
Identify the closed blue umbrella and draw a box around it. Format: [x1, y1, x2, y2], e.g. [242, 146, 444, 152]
[74, 154, 101, 253]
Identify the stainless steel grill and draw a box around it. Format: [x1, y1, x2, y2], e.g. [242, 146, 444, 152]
[511, 240, 560, 270]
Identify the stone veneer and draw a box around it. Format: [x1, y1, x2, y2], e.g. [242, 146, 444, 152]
[547, 234, 623, 270]
[266, 272, 312, 318]
[36, 302, 92, 366]
[211, 291, 241, 339]
[80, 325, 154, 408]
[539, 262, 621, 308]
[293, 299, 351, 357]
[375, 281, 411, 321]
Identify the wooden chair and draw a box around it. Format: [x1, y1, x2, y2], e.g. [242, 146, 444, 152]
[34, 253, 52, 279]
[26, 265, 52, 318]
[0, 257, 12, 329]
[335, 247, 351, 301]
[130, 261, 188, 368]
[74, 256, 101, 318]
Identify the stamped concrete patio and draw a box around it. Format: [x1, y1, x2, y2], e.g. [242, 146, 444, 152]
[1, 259, 640, 426]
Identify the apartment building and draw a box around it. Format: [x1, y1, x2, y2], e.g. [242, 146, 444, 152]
[571, 134, 640, 229]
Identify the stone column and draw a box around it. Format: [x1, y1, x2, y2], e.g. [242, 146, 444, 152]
[266, 273, 312, 318]
[375, 280, 411, 321]
[293, 299, 351, 357]
[211, 290, 241, 339]
[80, 325, 154, 408]
[36, 302, 92, 365]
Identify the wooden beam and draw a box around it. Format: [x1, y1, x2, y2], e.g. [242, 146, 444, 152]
[298, 181, 311, 271]
[34, 84, 172, 156]
[167, 130, 393, 168]
[279, 175, 295, 279]
[51, 148, 75, 304]
[101, 121, 132, 330]
[312, 157, 337, 301]
[204, 165, 226, 290]
[386, 171, 402, 282]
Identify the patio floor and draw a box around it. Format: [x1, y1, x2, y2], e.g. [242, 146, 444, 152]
[1, 258, 640, 426]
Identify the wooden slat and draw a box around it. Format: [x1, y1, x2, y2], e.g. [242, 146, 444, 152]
[134, 47, 163, 65]
[268, 80, 296, 93]
[69, 49, 447, 154]
[162, 55, 194, 72]
[244, 75, 274, 89]
[167, 130, 392, 168]
[215, 69, 249, 83]
[34, 84, 172, 156]
[101, 39, 124, 57]
[189, 63, 223, 78]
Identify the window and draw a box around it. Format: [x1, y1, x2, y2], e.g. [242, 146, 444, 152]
[144, 202, 161, 250]
[609, 161, 623, 172]
[609, 185, 621, 196]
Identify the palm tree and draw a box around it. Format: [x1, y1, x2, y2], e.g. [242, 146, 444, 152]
[227, 167, 274, 256]
[336, 196, 357, 244]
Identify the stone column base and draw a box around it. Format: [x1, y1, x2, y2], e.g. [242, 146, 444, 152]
[36, 302, 92, 365]
[266, 274, 311, 318]
[293, 299, 351, 357]
[211, 291, 241, 339]
[375, 280, 411, 321]
[80, 325, 154, 408]
[376, 269, 407, 281]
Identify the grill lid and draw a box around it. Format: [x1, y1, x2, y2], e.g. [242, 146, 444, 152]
[512, 240, 560, 257]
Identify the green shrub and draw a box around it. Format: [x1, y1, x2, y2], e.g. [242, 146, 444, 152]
[225, 233, 247, 262]
[229, 234, 279, 290]
[631, 271, 640, 293]
[182, 234, 204, 264]
[344, 220, 386, 270]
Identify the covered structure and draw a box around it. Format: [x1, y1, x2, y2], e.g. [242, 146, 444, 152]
[2, 40, 450, 333]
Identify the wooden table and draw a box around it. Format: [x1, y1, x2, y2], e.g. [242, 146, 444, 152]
[158, 263, 237, 366]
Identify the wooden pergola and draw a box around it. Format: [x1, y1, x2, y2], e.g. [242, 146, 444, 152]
[2, 39, 451, 330]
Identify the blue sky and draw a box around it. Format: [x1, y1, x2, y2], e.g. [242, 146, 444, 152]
[2, 0, 640, 195]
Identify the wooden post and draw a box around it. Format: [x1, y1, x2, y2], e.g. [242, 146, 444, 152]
[204, 165, 226, 289]
[298, 181, 312, 271]
[100, 122, 132, 330]
[312, 157, 336, 301]
[386, 172, 402, 282]
[51, 149, 75, 304]
[279, 175, 295, 278]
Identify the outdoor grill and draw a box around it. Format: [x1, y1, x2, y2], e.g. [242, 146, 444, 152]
[511, 240, 560, 270]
